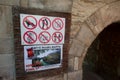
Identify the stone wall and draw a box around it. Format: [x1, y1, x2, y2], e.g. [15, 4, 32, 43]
[0, 0, 120, 80]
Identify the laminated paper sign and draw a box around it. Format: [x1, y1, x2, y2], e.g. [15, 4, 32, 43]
[24, 45, 63, 72]
[20, 14, 65, 45]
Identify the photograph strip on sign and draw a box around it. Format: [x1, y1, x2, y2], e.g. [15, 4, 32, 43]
[24, 45, 63, 72]
[20, 14, 65, 45]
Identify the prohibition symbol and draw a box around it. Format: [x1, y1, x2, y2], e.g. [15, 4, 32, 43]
[52, 32, 63, 44]
[38, 31, 51, 44]
[39, 17, 51, 30]
[52, 18, 64, 30]
[23, 31, 37, 44]
[23, 16, 37, 30]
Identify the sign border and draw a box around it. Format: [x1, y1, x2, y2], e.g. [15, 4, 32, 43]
[12, 6, 71, 80]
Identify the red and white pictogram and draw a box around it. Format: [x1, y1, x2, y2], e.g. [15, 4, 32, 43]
[38, 31, 51, 44]
[52, 32, 63, 44]
[38, 17, 51, 30]
[23, 16, 37, 30]
[23, 31, 37, 44]
[52, 18, 64, 30]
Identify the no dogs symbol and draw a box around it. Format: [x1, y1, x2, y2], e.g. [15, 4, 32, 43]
[23, 16, 37, 30]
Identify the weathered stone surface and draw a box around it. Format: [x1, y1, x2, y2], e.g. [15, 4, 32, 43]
[0, 38, 14, 54]
[0, 0, 19, 5]
[74, 57, 79, 71]
[100, 1, 120, 28]
[86, 11, 104, 35]
[69, 39, 85, 57]
[76, 22, 95, 46]
[28, 0, 45, 9]
[68, 70, 82, 80]
[68, 56, 74, 71]
[0, 54, 15, 80]
[0, 6, 13, 38]
[0, 54, 15, 67]
[34, 74, 64, 80]
[70, 22, 81, 38]
[64, 73, 68, 80]
[20, 0, 29, 7]
[72, 0, 105, 22]
[28, 0, 73, 13]
[45, 0, 73, 13]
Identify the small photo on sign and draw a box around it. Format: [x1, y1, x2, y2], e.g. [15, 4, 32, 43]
[24, 45, 63, 72]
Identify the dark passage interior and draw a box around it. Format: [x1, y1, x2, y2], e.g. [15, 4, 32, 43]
[83, 22, 120, 80]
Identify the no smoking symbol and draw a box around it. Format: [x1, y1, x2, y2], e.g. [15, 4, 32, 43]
[39, 31, 51, 44]
[52, 32, 63, 43]
[52, 18, 64, 30]
[39, 17, 51, 30]
[23, 31, 37, 44]
[23, 16, 37, 30]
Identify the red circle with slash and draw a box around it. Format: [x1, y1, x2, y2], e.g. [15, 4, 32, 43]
[23, 16, 37, 30]
[23, 31, 37, 44]
[52, 18, 64, 30]
[38, 17, 51, 30]
[52, 32, 63, 44]
[38, 31, 51, 44]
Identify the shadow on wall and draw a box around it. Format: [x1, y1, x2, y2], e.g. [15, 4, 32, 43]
[83, 22, 120, 80]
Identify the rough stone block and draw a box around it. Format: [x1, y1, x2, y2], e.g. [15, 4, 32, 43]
[0, 54, 15, 80]
[72, 0, 105, 22]
[70, 23, 81, 38]
[74, 57, 79, 71]
[34, 74, 64, 80]
[20, 0, 29, 7]
[69, 39, 85, 57]
[100, 1, 120, 28]
[45, 0, 72, 13]
[76, 22, 95, 46]
[0, 0, 19, 6]
[0, 65, 15, 80]
[0, 54, 15, 67]
[86, 11, 104, 35]
[68, 56, 74, 72]
[68, 70, 83, 80]
[0, 38, 14, 54]
[28, 0, 45, 9]
[0, 6, 13, 38]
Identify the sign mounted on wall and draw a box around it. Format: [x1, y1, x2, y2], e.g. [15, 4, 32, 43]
[13, 7, 71, 80]
[24, 45, 63, 72]
[20, 14, 65, 45]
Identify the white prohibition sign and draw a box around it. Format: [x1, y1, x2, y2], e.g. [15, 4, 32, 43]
[38, 31, 51, 44]
[52, 32, 63, 44]
[23, 16, 37, 30]
[23, 31, 37, 44]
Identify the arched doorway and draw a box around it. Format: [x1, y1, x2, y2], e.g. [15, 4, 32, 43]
[83, 22, 120, 80]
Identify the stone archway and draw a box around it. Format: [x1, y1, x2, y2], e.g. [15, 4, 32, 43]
[69, 0, 120, 80]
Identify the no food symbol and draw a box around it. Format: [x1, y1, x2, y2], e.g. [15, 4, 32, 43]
[39, 17, 51, 30]
[52, 18, 64, 30]
[23, 16, 37, 30]
[23, 31, 37, 44]
[52, 32, 63, 44]
[39, 31, 51, 44]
